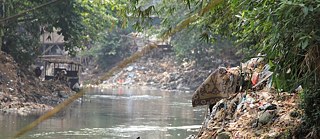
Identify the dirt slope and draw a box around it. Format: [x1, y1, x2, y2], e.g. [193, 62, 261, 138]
[0, 51, 74, 115]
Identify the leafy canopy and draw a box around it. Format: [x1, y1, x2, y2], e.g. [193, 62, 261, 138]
[0, 0, 119, 64]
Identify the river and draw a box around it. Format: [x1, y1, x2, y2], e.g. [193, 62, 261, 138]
[0, 87, 205, 139]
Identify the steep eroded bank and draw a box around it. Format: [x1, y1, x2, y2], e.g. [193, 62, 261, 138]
[0, 51, 75, 115]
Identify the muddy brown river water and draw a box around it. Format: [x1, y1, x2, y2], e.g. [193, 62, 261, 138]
[0, 87, 205, 139]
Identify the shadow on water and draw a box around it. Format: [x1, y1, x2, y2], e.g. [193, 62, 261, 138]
[1, 87, 205, 139]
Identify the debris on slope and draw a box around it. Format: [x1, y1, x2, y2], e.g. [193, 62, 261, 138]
[0, 51, 74, 115]
[84, 32, 240, 91]
[193, 90, 301, 139]
[91, 48, 238, 91]
[188, 57, 303, 139]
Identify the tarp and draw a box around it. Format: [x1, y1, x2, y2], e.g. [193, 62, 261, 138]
[192, 67, 240, 107]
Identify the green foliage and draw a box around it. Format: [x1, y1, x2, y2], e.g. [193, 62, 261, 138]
[3, 30, 41, 66]
[218, 3, 320, 130]
[301, 87, 320, 132]
[172, 28, 237, 68]
[203, 0, 320, 134]
[0, 0, 117, 65]
[78, 1, 135, 70]
[128, 1, 241, 69]
[80, 27, 133, 70]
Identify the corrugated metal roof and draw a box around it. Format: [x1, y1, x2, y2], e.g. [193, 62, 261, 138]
[39, 55, 81, 65]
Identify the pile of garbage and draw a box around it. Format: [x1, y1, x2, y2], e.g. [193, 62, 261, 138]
[93, 49, 237, 91]
[0, 51, 74, 115]
[189, 57, 303, 138]
[192, 90, 301, 138]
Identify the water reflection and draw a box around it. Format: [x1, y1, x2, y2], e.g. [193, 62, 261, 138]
[0, 88, 205, 139]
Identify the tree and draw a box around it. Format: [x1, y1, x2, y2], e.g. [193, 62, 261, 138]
[0, 0, 116, 65]
[80, 27, 134, 70]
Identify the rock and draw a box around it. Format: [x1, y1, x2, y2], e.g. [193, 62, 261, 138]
[258, 110, 276, 125]
[216, 132, 232, 139]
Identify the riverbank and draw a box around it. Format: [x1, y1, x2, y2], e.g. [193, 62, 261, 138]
[86, 48, 238, 92]
[85, 47, 306, 138]
[0, 51, 75, 115]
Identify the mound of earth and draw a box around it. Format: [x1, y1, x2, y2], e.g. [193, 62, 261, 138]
[0, 51, 74, 115]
